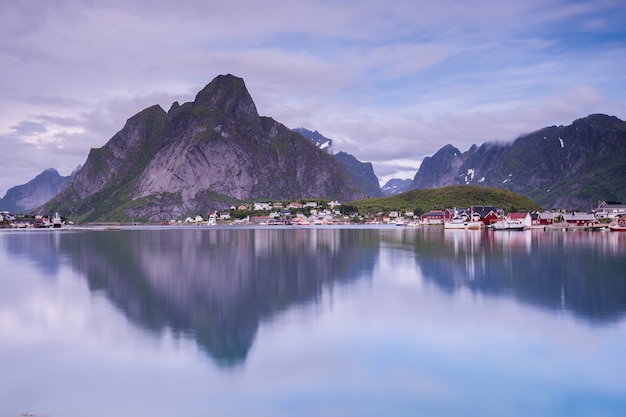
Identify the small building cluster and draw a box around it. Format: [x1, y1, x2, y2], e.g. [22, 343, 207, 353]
[418, 201, 626, 230]
[0, 211, 65, 229]
[169, 201, 345, 226]
[2, 201, 625, 230]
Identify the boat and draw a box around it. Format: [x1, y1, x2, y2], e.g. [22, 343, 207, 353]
[444, 217, 482, 230]
[52, 212, 62, 228]
[609, 218, 626, 232]
[490, 219, 528, 231]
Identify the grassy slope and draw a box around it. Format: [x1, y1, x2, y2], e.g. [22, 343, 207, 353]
[347, 185, 542, 215]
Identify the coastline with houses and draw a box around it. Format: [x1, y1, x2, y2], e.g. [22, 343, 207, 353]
[420, 201, 626, 231]
[1, 201, 625, 232]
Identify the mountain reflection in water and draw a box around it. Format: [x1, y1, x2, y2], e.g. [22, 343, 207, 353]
[54, 227, 378, 367]
[4, 227, 625, 367]
[420, 230, 626, 322]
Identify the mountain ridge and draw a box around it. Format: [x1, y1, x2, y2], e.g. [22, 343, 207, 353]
[41, 75, 365, 222]
[0, 167, 78, 213]
[293, 127, 382, 197]
[5, 80, 623, 217]
[381, 178, 413, 196]
[411, 114, 626, 209]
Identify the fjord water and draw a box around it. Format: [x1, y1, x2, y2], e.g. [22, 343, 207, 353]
[1, 227, 625, 417]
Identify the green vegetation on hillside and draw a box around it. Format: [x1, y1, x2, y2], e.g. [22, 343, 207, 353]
[347, 185, 542, 215]
[44, 184, 541, 224]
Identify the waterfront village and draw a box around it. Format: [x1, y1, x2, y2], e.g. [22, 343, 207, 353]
[2, 200, 626, 231]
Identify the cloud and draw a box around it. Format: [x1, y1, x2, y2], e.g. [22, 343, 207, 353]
[8, 120, 48, 136]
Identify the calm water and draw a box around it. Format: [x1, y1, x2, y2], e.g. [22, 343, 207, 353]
[1, 226, 625, 417]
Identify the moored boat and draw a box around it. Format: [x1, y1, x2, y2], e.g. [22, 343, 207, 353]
[52, 212, 62, 228]
[609, 216, 626, 232]
[444, 218, 482, 230]
[490, 219, 527, 231]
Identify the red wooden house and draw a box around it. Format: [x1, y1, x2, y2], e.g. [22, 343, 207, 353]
[470, 206, 502, 226]
[421, 210, 445, 224]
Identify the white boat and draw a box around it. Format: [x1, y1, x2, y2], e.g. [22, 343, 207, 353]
[52, 212, 62, 228]
[490, 219, 527, 231]
[444, 218, 482, 230]
[609, 218, 626, 232]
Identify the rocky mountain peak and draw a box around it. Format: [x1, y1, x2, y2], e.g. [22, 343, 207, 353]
[412, 144, 463, 189]
[435, 144, 462, 158]
[0, 167, 76, 213]
[333, 151, 382, 197]
[381, 178, 413, 196]
[293, 127, 334, 153]
[192, 74, 259, 126]
[107, 105, 166, 156]
[572, 113, 624, 130]
[41, 74, 365, 222]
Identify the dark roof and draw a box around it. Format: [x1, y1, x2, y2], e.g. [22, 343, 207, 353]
[471, 206, 499, 217]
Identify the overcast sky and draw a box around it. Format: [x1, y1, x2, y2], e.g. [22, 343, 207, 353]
[1, 0, 625, 196]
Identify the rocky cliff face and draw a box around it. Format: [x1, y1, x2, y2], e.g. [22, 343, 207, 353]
[411, 114, 626, 209]
[412, 144, 465, 189]
[293, 128, 382, 197]
[0, 167, 77, 213]
[332, 151, 382, 197]
[43, 75, 365, 222]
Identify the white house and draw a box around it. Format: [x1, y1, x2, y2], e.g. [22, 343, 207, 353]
[595, 201, 626, 219]
[508, 212, 532, 228]
[253, 202, 272, 211]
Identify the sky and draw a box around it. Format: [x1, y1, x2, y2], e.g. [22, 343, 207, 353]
[1, 0, 626, 196]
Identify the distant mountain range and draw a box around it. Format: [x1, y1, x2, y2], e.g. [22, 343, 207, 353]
[292, 127, 333, 153]
[39, 75, 365, 222]
[4, 74, 625, 218]
[411, 114, 626, 209]
[381, 178, 413, 196]
[0, 167, 79, 213]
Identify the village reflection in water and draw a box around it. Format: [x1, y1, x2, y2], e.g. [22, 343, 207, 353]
[3, 226, 626, 367]
[416, 228, 626, 322]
